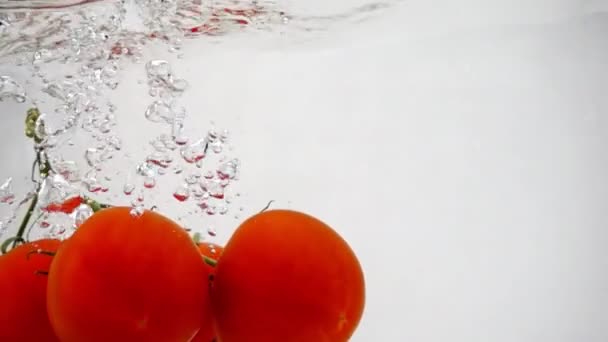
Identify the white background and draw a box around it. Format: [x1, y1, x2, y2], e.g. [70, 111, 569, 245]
[2, 0, 608, 341]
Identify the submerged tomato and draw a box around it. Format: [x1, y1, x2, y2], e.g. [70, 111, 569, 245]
[211, 209, 366, 342]
[0, 239, 61, 341]
[47, 207, 208, 342]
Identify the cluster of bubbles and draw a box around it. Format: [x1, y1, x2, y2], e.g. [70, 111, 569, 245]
[0, 0, 290, 242]
[132, 59, 241, 219]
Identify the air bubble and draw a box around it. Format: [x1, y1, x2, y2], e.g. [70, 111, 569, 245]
[217, 159, 239, 180]
[143, 176, 156, 188]
[173, 184, 190, 202]
[200, 179, 224, 199]
[106, 135, 122, 150]
[145, 101, 173, 123]
[181, 139, 207, 163]
[185, 173, 200, 185]
[123, 183, 135, 195]
[130, 204, 145, 217]
[146, 152, 172, 168]
[0, 76, 26, 103]
[0, 178, 15, 204]
[146, 60, 171, 81]
[72, 204, 93, 228]
[136, 162, 156, 178]
[85, 147, 103, 168]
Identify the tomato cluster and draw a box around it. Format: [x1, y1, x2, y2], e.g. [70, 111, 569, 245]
[0, 206, 365, 342]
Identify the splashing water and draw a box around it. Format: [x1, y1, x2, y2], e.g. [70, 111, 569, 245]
[0, 178, 16, 204]
[0, 76, 26, 103]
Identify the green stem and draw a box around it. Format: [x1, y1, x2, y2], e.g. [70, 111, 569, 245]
[85, 197, 111, 213]
[260, 200, 274, 213]
[12, 193, 38, 249]
[203, 256, 217, 267]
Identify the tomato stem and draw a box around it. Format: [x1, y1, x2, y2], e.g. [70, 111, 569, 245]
[85, 197, 111, 213]
[203, 256, 217, 267]
[260, 200, 274, 213]
[192, 232, 202, 244]
[11, 193, 38, 250]
[0, 236, 25, 254]
[1, 107, 112, 254]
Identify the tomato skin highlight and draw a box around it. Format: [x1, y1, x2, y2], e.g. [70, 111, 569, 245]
[191, 243, 224, 342]
[0, 239, 61, 342]
[211, 209, 366, 342]
[47, 207, 208, 342]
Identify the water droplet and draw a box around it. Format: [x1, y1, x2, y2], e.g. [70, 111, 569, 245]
[137, 190, 145, 202]
[38, 174, 78, 209]
[130, 204, 145, 217]
[85, 147, 103, 168]
[173, 166, 183, 174]
[72, 204, 93, 228]
[173, 184, 190, 202]
[200, 179, 224, 199]
[160, 134, 179, 150]
[185, 173, 200, 185]
[150, 140, 167, 153]
[143, 176, 156, 188]
[220, 129, 230, 142]
[85, 178, 102, 193]
[174, 135, 189, 146]
[146, 152, 172, 168]
[218, 205, 228, 215]
[217, 159, 239, 180]
[106, 135, 122, 150]
[211, 140, 223, 154]
[99, 121, 112, 134]
[207, 226, 216, 237]
[43, 82, 66, 100]
[207, 129, 219, 142]
[0, 76, 26, 103]
[146, 60, 172, 81]
[181, 138, 207, 163]
[191, 186, 205, 198]
[169, 78, 189, 92]
[136, 162, 156, 177]
[204, 171, 214, 179]
[0, 178, 15, 204]
[54, 160, 80, 182]
[172, 106, 187, 144]
[145, 101, 173, 123]
[123, 183, 135, 195]
[206, 205, 217, 215]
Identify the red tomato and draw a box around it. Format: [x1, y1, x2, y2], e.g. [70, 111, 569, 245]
[47, 207, 209, 342]
[0, 239, 61, 341]
[191, 243, 224, 342]
[43, 196, 84, 214]
[211, 209, 366, 342]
